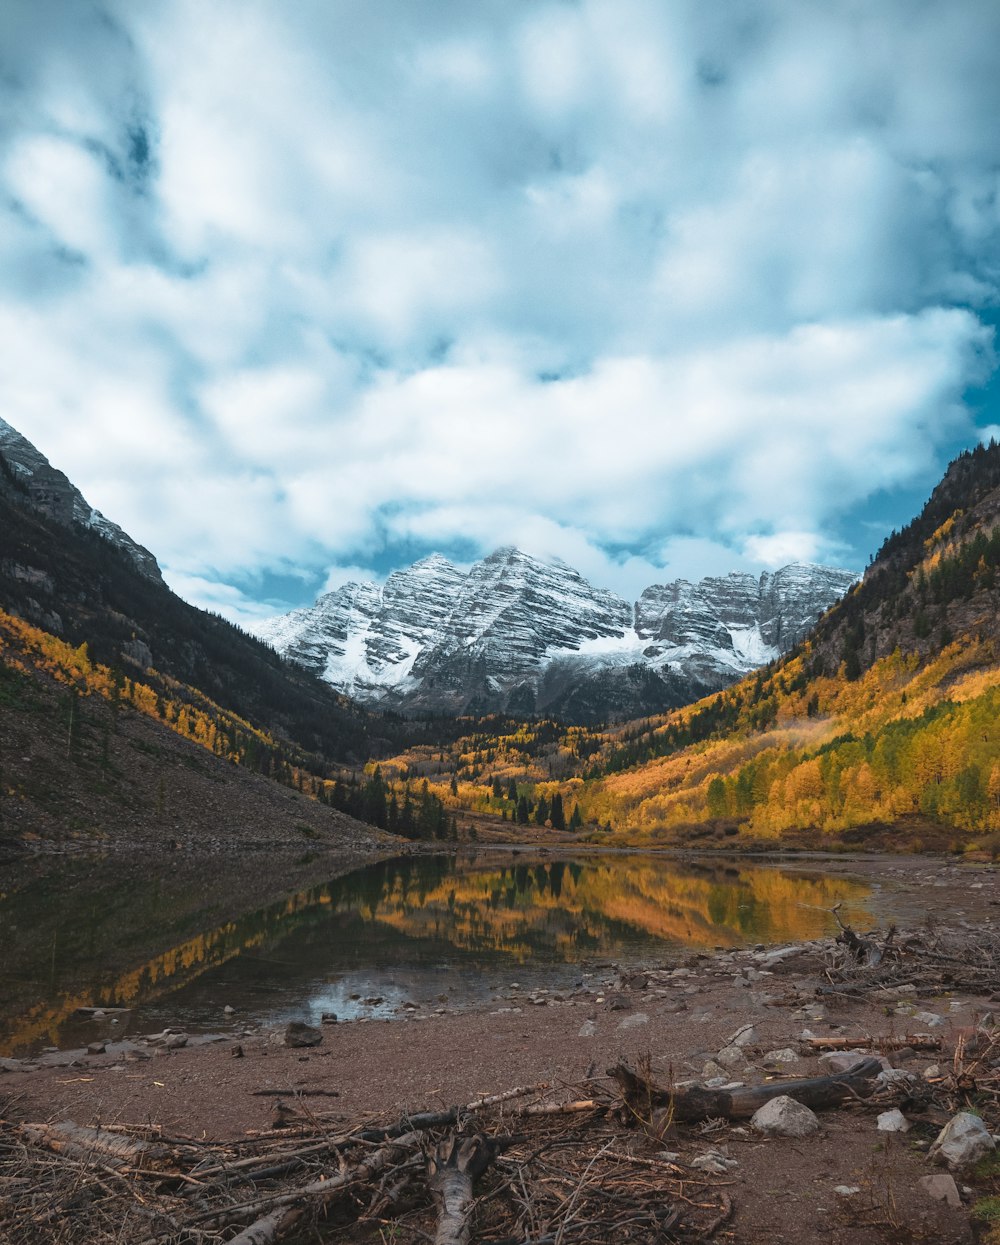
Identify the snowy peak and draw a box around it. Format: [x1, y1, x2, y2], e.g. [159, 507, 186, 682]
[255, 550, 856, 722]
[0, 417, 162, 582]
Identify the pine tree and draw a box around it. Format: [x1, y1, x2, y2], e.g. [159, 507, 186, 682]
[550, 792, 565, 830]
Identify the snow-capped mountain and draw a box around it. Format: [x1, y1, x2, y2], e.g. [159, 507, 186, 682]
[255, 548, 856, 722]
[0, 417, 162, 582]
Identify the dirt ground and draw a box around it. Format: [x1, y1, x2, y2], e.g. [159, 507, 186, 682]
[4, 852, 1000, 1244]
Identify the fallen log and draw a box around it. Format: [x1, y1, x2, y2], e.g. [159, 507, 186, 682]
[804, 1035, 941, 1053]
[16, 1121, 176, 1170]
[609, 1057, 883, 1126]
[427, 1134, 500, 1245]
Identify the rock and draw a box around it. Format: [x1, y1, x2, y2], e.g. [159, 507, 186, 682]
[762, 1048, 799, 1064]
[321, 1012, 338, 1024]
[617, 1012, 648, 1030]
[819, 1050, 882, 1074]
[751, 1095, 820, 1138]
[164, 1033, 188, 1049]
[86, 1042, 107, 1055]
[918, 1173, 962, 1208]
[702, 1060, 727, 1080]
[929, 1113, 995, 1171]
[924, 1064, 941, 1080]
[0, 1057, 26, 1073]
[223, 1005, 236, 1015]
[834, 1186, 862, 1197]
[690, 1150, 738, 1174]
[913, 1011, 946, 1028]
[875, 1068, 918, 1090]
[716, 1045, 746, 1068]
[727, 1023, 756, 1047]
[877, 1109, 911, 1133]
[282, 1022, 323, 1049]
[578, 1020, 596, 1038]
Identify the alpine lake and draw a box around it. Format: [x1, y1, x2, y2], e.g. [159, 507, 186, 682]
[0, 849, 882, 1058]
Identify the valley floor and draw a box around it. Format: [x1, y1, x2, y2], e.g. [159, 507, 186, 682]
[4, 853, 999, 1244]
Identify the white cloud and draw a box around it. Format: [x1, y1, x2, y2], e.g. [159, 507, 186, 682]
[0, 0, 997, 615]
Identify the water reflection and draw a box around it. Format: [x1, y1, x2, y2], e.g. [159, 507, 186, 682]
[1, 852, 871, 1055]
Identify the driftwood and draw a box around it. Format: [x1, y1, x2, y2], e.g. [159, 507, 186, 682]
[427, 1134, 500, 1245]
[609, 1057, 883, 1129]
[2, 1073, 737, 1245]
[16, 1121, 176, 1170]
[804, 1035, 941, 1053]
[216, 1129, 422, 1245]
[831, 903, 896, 966]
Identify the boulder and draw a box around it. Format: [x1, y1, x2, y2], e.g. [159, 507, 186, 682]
[928, 1112, 995, 1171]
[750, 1095, 820, 1138]
[877, 1109, 911, 1133]
[282, 1022, 323, 1049]
[918, 1173, 961, 1207]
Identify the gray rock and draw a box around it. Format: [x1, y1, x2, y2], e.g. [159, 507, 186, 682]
[762, 1048, 799, 1064]
[728, 1023, 756, 1047]
[819, 1050, 888, 1074]
[578, 1020, 596, 1038]
[617, 1012, 648, 1030]
[690, 1150, 738, 1174]
[877, 1109, 911, 1133]
[282, 1022, 323, 1049]
[929, 1113, 995, 1171]
[834, 1185, 862, 1196]
[918, 1173, 962, 1207]
[716, 1045, 746, 1068]
[913, 1011, 946, 1028]
[751, 1095, 820, 1138]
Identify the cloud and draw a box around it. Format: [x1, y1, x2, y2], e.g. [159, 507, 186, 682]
[0, 0, 997, 616]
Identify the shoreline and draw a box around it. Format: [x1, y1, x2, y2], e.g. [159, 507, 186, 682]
[5, 899, 998, 1244]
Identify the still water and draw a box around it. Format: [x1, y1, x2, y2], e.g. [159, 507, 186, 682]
[1, 851, 873, 1056]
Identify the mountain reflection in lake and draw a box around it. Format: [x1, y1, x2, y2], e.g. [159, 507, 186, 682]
[1, 853, 871, 1055]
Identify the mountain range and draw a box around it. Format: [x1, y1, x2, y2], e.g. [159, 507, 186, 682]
[255, 549, 856, 722]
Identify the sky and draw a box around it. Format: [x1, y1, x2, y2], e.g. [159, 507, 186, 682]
[1, 0, 999, 623]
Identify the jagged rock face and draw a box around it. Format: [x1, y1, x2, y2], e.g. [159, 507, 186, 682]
[0, 418, 162, 582]
[256, 548, 856, 723]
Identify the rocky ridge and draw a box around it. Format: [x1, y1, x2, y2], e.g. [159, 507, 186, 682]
[256, 548, 856, 721]
[0, 417, 162, 582]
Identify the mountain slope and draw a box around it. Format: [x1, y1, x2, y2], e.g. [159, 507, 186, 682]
[568, 441, 1000, 843]
[0, 418, 162, 583]
[256, 548, 855, 722]
[0, 421, 399, 767]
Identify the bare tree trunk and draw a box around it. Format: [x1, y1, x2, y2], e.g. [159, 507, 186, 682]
[427, 1134, 499, 1245]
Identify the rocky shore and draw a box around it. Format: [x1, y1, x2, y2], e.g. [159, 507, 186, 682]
[6, 896, 1000, 1244]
